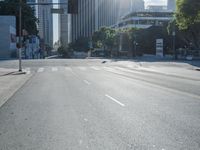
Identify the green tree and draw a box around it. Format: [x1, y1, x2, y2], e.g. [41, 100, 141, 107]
[0, 0, 38, 35]
[57, 46, 69, 58]
[92, 27, 117, 54]
[175, 0, 200, 49]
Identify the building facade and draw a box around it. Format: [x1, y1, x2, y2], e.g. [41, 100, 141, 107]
[146, 5, 167, 12]
[0, 16, 16, 59]
[115, 12, 173, 29]
[119, 0, 145, 17]
[38, 0, 53, 47]
[71, 0, 120, 42]
[59, 0, 72, 47]
[167, 0, 176, 11]
[131, 0, 145, 12]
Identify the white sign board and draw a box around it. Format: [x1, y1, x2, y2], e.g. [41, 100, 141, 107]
[156, 39, 163, 57]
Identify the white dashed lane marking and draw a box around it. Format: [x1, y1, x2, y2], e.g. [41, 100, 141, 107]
[105, 94, 125, 107]
[52, 67, 58, 72]
[83, 80, 91, 85]
[90, 66, 100, 71]
[37, 68, 44, 73]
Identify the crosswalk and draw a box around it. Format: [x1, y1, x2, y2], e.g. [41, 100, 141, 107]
[52, 67, 58, 72]
[37, 67, 44, 73]
[23, 66, 137, 75]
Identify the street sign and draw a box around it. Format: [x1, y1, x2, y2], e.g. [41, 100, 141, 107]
[156, 39, 164, 58]
[51, 8, 64, 14]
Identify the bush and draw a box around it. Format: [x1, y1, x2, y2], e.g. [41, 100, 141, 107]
[57, 46, 69, 58]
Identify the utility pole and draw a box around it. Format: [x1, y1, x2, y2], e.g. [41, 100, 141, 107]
[173, 20, 177, 60]
[18, 0, 22, 72]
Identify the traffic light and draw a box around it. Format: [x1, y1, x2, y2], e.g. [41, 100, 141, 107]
[68, 0, 78, 14]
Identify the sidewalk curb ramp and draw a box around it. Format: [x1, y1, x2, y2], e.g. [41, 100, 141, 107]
[0, 71, 31, 108]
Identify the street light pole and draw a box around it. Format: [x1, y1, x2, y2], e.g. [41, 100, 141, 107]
[172, 20, 177, 60]
[18, 0, 22, 72]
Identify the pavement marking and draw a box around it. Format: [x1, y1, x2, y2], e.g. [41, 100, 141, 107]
[127, 65, 134, 68]
[78, 67, 86, 71]
[25, 68, 31, 74]
[83, 80, 91, 85]
[37, 68, 44, 73]
[111, 70, 200, 100]
[84, 118, 88, 122]
[105, 94, 125, 107]
[67, 68, 79, 78]
[65, 67, 72, 71]
[90, 66, 100, 71]
[103, 66, 115, 72]
[52, 67, 58, 72]
[104, 66, 129, 75]
[114, 66, 145, 75]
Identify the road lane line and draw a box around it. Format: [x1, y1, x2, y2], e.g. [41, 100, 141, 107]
[83, 80, 91, 85]
[37, 68, 44, 73]
[78, 67, 86, 71]
[105, 94, 125, 107]
[114, 66, 145, 75]
[67, 68, 78, 78]
[103, 66, 112, 70]
[127, 65, 133, 68]
[110, 70, 200, 100]
[52, 67, 58, 72]
[91, 66, 100, 71]
[65, 67, 72, 71]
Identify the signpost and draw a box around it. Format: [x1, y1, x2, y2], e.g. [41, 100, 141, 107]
[156, 39, 164, 58]
[18, 0, 22, 72]
[16, 2, 68, 72]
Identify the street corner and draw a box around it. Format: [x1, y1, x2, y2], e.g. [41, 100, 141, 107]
[0, 68, 18, 76]
[0, 68, 32, 108]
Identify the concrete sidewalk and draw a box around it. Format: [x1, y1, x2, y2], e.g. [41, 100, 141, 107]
[0, 68, 31, 108]
[0, 68, 17, 76]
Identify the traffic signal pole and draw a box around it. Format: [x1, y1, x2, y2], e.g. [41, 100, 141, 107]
[17, 2, 68, 72]
[18, 0, 22, 72]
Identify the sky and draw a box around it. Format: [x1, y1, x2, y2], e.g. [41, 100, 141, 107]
[53, 0, 167, 43]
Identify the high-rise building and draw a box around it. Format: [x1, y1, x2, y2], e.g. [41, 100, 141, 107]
[131, 0, 145, 12]
[167, 0, 176, 11]
[59, 0, 71, 47]
[71, 0, 120, 42]
[38, 0, 53, 47]
[119, 0, 145, 17]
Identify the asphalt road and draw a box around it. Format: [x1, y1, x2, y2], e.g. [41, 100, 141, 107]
[0, 59, 200, 150]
